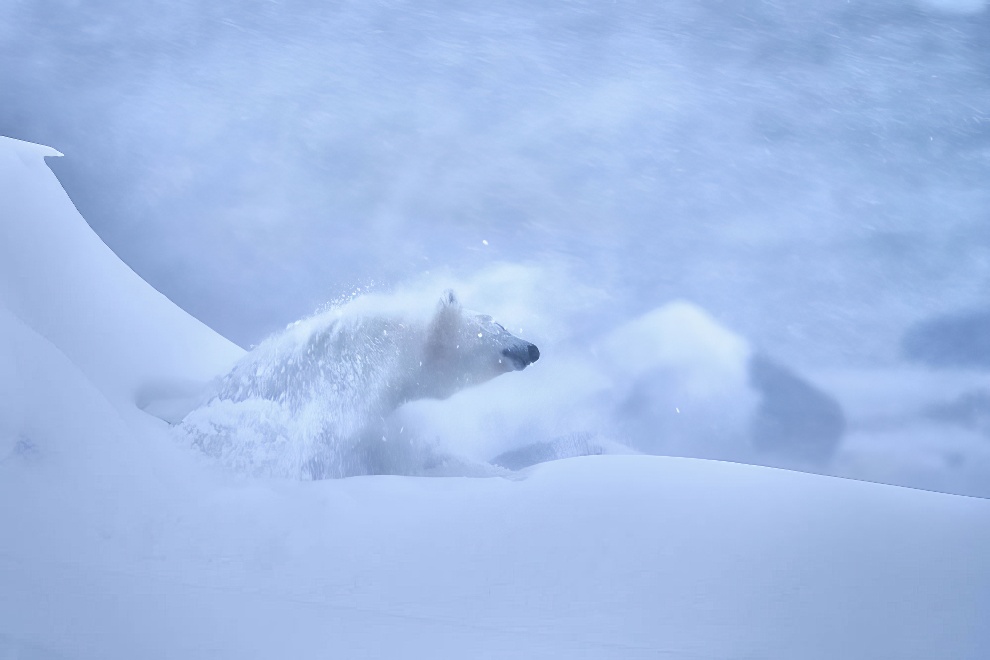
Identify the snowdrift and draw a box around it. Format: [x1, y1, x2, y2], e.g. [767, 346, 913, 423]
[2, 136, 989, 659]
[0, 135, 242, 406]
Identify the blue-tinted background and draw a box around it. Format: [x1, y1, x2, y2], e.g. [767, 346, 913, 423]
[3, 0, 989, 367]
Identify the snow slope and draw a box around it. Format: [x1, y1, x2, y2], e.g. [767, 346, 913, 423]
[4, 456, 989, 660]
[0, 135, 242, 407]
[1, 136, 989, 659]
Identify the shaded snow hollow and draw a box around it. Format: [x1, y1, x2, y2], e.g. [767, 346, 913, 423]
[1, 136, 989, 660]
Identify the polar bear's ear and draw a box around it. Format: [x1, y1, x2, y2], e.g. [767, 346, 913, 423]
[440, 290, 459, 308]
[428, 290, 462, 351]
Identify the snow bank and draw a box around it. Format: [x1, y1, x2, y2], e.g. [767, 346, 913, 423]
[3, 453, 988, 660]
[0, 135, 242, 409]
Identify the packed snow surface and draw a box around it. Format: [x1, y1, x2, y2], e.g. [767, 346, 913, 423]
[2, 137, 989, 659]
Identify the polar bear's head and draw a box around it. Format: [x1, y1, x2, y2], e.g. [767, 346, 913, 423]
[412, 291, 540, 401]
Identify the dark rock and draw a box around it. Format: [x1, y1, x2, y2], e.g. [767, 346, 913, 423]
[490, 433, 608, 471]
[748, 353, 845, 463]
[926, 389, 990, 435]
[902, 310, 990, 369]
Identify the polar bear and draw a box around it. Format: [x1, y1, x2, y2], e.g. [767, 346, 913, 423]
[175, 291, 539, 479]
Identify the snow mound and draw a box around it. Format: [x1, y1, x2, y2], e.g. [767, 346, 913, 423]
[0, 136, 242, 410]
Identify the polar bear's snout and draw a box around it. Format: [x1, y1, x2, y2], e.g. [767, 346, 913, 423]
[502, 342, 540, 370]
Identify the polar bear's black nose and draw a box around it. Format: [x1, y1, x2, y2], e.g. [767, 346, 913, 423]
[502, 342, 540, 370]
